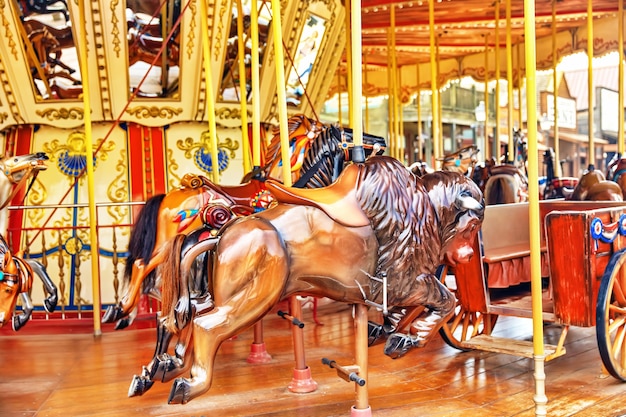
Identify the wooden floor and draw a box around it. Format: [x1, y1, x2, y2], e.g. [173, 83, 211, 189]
[2, 300, 626, 417]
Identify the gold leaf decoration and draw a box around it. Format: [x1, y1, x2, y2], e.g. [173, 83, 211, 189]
[36, 107, 84, 121]
[126, 106, 183, 119]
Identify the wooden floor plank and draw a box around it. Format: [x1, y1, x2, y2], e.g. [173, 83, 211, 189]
[2, 301, 626, 416]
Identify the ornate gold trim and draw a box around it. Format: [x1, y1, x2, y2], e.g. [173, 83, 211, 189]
[110, 0, 122, 58]
[126, 106, 183, 119]
[36, 107, 84, 121]
[0, 0, 18, 60]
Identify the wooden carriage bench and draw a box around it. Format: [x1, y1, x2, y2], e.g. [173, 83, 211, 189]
[480, 202, 548, 289]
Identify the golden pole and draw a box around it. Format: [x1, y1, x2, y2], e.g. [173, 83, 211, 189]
[495, 0, 502, 163]
[551, 0, 561, 176]
[428, 0, 440, 168]
[524, 0, 548, 414]
[345, 0, 353, 127]
[77, 0, 101, 337]
[485, 34, 490, 159]
[619, 0, 624, 155]
[517, 43, 523, 132]
[506, 0, 514, 162]
[391, 4, 400, 160]
[269, 0, 291, 186]
[251, 0, 261, 167]
[587, 0, 595, 168]
[200, 0, 220, 184]
[236, 0, 251, 173]
[387, 28, 395, 157]
[338, 70, 342, 125]
[350, 0, 364, 157]
[364, 53, 369, 132]
[417, 63, 423, 162]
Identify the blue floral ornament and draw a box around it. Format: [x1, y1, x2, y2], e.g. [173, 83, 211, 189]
[194, 148, 229, 174]
[590, 217, 603, 241]
[620, 214, 626, 236]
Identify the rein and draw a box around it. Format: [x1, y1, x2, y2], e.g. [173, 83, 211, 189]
[0, 165, 38, 210]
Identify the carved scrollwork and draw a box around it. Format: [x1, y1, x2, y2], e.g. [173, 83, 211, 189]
[36, 107, 84, 121]
[126, 106, 183, 119]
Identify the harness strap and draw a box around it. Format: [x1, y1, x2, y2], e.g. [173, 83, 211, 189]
[0, 169, 37, 210]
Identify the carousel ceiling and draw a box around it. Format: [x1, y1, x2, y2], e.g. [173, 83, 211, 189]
[0, 0, 623, 130]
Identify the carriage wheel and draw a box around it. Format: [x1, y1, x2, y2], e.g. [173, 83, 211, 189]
[436, 265, 498, 351]
[596, 248, 626, 381]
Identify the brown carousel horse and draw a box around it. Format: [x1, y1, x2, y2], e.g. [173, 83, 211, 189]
[480, 129, 529, 205]
[570, 165, 623, 201]
[155, 156, 483, 404]
[17, 0, 69, 22]
[0, 234, 58, 330]
[409, 145, 479, 178]
[606, 154, 626, 200]
[109, 117, 385, 397]
[27, 27, 80, 86]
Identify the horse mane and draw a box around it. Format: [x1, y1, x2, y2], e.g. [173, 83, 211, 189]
[297, 125, 342, 188]
[484, 175, 517, 205]
[355, 156, 441, 304]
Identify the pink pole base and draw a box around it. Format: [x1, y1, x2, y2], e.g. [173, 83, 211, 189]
[350, 405, 372, 417]
[246, 342, 272, 364]
[288, 366, 318, 393]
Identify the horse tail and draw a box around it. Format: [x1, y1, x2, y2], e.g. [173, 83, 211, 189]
[124, 194, 165, 289]
[161, 233, 219, 334]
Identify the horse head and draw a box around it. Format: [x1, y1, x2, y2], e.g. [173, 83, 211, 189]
[571, 166, 623, 201]
[438, 145, 479, 176]
[0, 238, 34, 330]
[0, 152, 49, 184]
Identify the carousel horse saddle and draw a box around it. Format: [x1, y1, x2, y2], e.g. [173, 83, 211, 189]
[265, 163, 370, 227]
[180, 173, 266, 208]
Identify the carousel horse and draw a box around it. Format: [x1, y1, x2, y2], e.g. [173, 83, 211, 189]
[154, 156, 483, 404]
[481, 129, 529, 205]
[23, 18, 74, 49]
[606, 154, 626, 200]
[437, 144, 480, 176]
[570, 165, 623, 201]
[104, 114, 386, 329]
[17, 0, 69, 22]
[127, 28, 181, 68]
[0, 152, 50, 237]
[541, 148, 578, 199]
[119, 116, 385, 396]
[27, 27, 80, 86]
[0, 234, 58, 330]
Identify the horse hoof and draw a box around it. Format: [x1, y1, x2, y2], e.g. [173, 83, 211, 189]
[383, 333, 420, 360]
[150, 354, 181, 382]
[128, 375, 154, 397]
[102, 305, 123, 323]
[114, 317, 131, 330]
[44, 294, 58, 313]
[168, 378, 190, 404]
[367, 321, 385, 346]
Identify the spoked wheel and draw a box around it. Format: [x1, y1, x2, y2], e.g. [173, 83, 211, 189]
[596, 248, 626, 381]
[436, 265, 498, 351]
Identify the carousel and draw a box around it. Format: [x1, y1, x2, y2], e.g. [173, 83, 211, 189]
[1, 1, 626, 416]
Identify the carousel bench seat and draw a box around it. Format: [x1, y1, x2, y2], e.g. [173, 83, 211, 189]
[481, 202, 549, 288]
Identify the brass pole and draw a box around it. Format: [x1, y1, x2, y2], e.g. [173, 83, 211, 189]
[428, 0, 440, 168]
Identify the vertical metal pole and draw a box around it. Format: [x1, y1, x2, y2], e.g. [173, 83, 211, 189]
[587, 0, 595, 168]
[251, 0, 261, 167]
[495, 1, 502, 162]
[77, 0, 101, 337]
[428, 0, 440, 168]
[236, 0, 251, 173]
[523, 1, 547, 415]
[551, 0, 561, 177]
[619, 0, 624, 155]
[506, 0, 514, 162]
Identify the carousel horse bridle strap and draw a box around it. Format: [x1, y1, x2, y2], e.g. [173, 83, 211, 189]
[0, 161, 40, 210]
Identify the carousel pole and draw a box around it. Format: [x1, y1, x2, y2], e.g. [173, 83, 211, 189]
[391, 5, 401, 161]
[618, 0, 624, 156]
[251, 0, 261, 168]
[199, 0, 220, 184]
[236, 0, 251, 173]
[346, 0, 353, 127]
[484, 34, 490, 159]
[428, 0, 440, 169]
[244, 1, 272, 364]
[364, 53, 369, 132]
[417, 63, 424, 163]
[506, 0, 514, 162]
[387, 28, 395, 158]
[494, 1, 502, 163]
[587, 0, 595, 169]
[523, 0, 548, 415]
[349, 0, 369, 407]
[551, 0, 561, 177]
[270, 0, 317, 393]
[77, 0, 102, 337]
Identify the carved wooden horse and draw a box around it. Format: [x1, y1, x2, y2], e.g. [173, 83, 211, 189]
[119, 117, 386, 396]
[437, 144, 480, 176]
[482, 130, 529, 205]
[17, 0, 70, 22]
[0, 152, 50, 237]
[27, 28, 80, 86]
[570, 165, 623, 201]
[606, 154, 626, 200]
[541, 148, 578, 199]
[156, 156, 483, 404]
[0, 233, 58, 330]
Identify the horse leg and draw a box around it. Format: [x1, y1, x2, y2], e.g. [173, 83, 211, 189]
[168, 241, 288, 403]
[13, 292, 34, 331]
[383, 273, 456, 359]
[103, 250, 164, 325]
[26, 260, 58, 313]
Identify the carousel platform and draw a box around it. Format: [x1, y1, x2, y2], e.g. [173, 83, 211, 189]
[1, 300, 625, 417]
